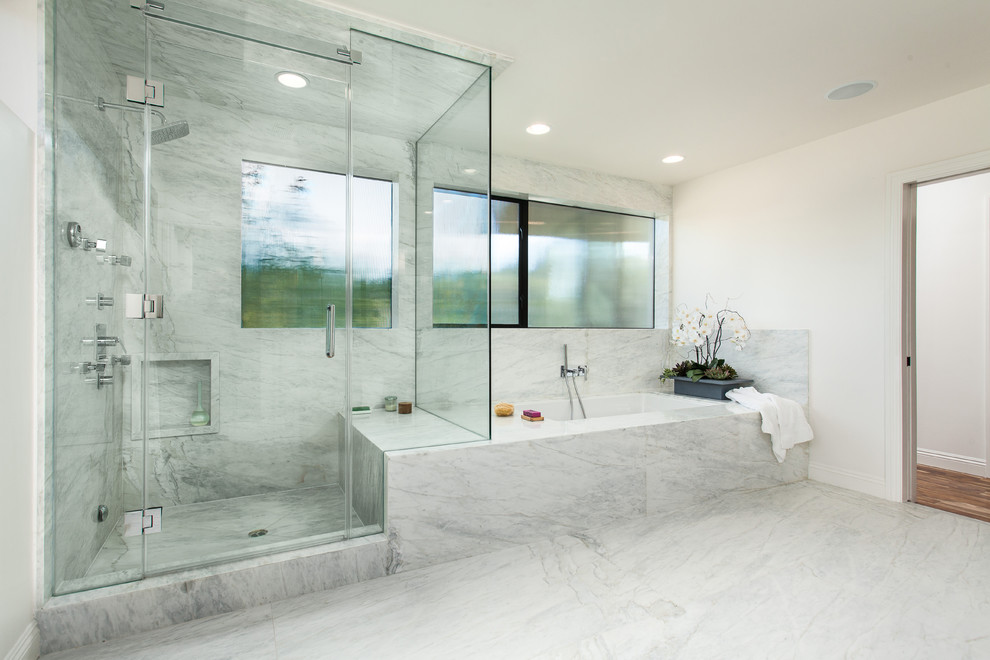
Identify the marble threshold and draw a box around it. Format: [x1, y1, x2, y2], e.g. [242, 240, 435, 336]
[41, 480, 990, 659]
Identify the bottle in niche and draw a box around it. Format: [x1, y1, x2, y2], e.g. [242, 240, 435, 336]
[190, 380, 210, 426]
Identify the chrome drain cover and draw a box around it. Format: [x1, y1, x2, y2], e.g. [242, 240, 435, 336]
[248, 529, 268, 538]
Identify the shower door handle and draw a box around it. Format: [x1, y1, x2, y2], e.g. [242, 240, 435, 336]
[326, 304, 335, 358]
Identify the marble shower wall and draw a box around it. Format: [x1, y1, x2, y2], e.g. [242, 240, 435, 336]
[117, 90, 419, 507]
[49, 0, 146, 589]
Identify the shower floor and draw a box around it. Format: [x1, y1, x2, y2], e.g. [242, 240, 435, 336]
[80, 485, 366, 585]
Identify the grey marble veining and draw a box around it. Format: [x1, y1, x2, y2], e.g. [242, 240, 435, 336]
[38, 534, 390, 655]
[386, 406, 805, 573]
[41, 481, 990, 659]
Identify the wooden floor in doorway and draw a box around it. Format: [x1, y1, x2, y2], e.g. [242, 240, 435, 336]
[916, 465, 990, 524]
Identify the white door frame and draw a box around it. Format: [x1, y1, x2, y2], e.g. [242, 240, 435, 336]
[884, 149, 990, 501]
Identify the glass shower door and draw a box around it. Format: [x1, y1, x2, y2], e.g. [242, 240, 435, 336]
[136, 6, 358, 574]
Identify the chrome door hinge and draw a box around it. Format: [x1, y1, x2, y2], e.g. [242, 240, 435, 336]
[125, 74, 165, 107]
[125, 293, 164, 319]
[123, 507, 163, 536]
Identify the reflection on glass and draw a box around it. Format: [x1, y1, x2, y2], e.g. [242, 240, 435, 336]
[240, 161, 392, 328]
[432, 188, 488, 326]
[491, 199, 520, 325]
[528, 201, 654, 328]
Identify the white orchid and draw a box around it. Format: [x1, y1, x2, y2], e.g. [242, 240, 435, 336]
[664, 296, 750, 381]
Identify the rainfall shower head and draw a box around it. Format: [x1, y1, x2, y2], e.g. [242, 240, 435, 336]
[152, 120, 190, 145]
[95, 97, 190, 145]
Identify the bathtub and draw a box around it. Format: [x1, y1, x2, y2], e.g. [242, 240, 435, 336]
[492, 391, 733, 441]
[524, 391, 722, 421]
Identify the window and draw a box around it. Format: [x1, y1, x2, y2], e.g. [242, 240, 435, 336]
[432, 189, 655, 328]
[527, 201, 654, 328]
[241, 161, 393, 328]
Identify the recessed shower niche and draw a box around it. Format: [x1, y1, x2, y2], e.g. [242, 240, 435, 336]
[129, 352, 219, 439]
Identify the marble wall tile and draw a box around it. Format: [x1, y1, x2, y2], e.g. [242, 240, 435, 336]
[663, 329, 810, 403]
[387, 410, 808, 573]
[49, 0, 142, 587]
[37, 536, 390, 654]
[386, 426, 650, 571]
[645, 412, 810, 516]
[349, 424, 384, 529]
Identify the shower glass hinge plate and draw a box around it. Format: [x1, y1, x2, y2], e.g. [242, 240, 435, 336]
[126, 74, 165, 107]
[125, 293, 164, 319]
[123, 507, 163, 536]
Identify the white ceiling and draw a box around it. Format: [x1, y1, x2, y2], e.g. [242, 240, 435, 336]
[322, 0, 990, 185]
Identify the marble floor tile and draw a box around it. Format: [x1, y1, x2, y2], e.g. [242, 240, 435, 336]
[44, 481, 990, 659]
[41, 605, 277, 660]
[83, 485, 360, 580]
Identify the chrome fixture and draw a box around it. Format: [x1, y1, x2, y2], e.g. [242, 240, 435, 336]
[560, 344, 587, 419]
[125, 293, 164, 319]
[86, 293, 114, 309]
[65, 222, 106, 251]
[101, 255, 132, 266]
[326, 304, 336, 358]
[123, 507, 163, 537]
[97, 505, 109, 523]
[81, 335, 120, 347]
[96, 94, 190, 145]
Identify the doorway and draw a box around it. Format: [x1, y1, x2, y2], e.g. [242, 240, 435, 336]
[907, 170, 990, 521]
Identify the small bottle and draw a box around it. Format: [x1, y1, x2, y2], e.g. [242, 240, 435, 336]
[384, 395, 398, 412]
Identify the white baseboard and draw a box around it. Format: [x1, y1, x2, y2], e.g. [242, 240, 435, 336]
[917, 448, 987, 477]
[4, 622, 39, 660]
[808, 461, 886, 498]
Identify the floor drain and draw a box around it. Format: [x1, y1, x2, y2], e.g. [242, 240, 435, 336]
[248, 529, 268, 538]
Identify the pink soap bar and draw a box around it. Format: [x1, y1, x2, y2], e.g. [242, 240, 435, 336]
[523, 409, 541, 417]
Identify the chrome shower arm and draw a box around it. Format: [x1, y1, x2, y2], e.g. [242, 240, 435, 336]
[96, 97, 167, 124]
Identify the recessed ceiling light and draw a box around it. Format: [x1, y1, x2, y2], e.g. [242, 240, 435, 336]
[825, 80, 876, 101]
[526, 123, 551, 135]
[276, 71, 309, 89]
[661, 155, 685, 164]
[463, 168, 478, 175]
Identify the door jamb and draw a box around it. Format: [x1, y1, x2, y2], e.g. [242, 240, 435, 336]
[885, 150, 990, 501]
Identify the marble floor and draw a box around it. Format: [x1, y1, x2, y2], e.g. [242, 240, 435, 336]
[44, 480, 990, 659]
[74, 485, 363, 587]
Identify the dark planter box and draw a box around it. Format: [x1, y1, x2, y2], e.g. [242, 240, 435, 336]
[673, 376, 754, 400]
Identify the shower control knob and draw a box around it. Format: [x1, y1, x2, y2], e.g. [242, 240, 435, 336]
[85, 293, 115, 309]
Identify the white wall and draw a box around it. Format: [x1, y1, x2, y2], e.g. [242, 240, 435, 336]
[672, 83, 990, 497]
[0, 1, 40, 657]
[915, 172, 990, 475]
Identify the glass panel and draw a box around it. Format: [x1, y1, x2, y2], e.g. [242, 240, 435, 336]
[415, 64, 492, 439]
[491, 200, 520, 325]
[528, 202, 655, 328]
[137, 13, 353, 574]
[50, 0, 148, 594]
[432, 189, 489, 326]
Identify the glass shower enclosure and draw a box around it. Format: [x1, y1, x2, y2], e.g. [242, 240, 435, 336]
[47, 0, 491, 595]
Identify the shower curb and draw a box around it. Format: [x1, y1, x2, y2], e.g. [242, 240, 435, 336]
[36, 534, 389, 655]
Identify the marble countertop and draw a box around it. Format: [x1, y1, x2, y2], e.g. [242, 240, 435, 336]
[349, 408, 484, 453]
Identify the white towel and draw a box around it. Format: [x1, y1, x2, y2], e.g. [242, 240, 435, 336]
[725, 386, 813, 462]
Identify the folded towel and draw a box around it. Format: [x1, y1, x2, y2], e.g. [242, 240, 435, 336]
[725, 386, 813, 462]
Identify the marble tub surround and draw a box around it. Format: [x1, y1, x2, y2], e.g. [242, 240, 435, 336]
[663, 329, 810, 404]
[40, 481, 990, 659]
[386, 405, 808, 573]
[37, 534, 390, 655]
[349, 408, 486, 532]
